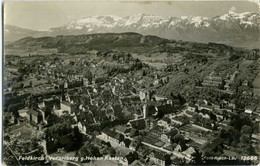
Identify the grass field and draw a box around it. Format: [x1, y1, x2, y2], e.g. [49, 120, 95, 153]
[9, 123, 34, 139]
[5, 48, 58, 57]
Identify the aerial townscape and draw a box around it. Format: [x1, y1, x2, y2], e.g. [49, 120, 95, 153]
[3, 9, 260, 166]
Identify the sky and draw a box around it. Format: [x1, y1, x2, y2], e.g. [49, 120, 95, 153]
[4, 1, 260, 31]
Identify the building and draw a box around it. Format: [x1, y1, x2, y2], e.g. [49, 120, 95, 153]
[18, 108, 29, 119]
[139, 90, 150, 101]
[182, 147, 196, 159]
[143, 103, 148, 119]
[101, 129, 124, 145]
[78, 121, 87, 135]
[129, 141, 138, 151]
[202, 137, 224, 154]
[60, 101, 72, 114]
[27, 109, 42, 124]
[160, 130, 178, 143]
[202, 75, 223, 88]
[244, 106, 256, 115]
[157, 118, 173, 131]
[242, 79, 249, 86]
[149, 151, 168, 166]
[187, 104, 196, 112]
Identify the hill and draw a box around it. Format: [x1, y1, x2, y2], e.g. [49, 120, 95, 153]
[6, 33, 170, 54]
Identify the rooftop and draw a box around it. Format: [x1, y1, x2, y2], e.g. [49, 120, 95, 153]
[27, 109, 41, 116]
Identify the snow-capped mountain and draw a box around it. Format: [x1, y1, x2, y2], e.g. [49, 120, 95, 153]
[49, 12, 260, 48]
[5, 12, 260, 48]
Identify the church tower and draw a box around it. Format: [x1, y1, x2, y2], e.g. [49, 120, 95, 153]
[143, 98, 148, 119]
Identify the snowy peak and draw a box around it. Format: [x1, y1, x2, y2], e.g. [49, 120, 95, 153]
[55, 12, 259, 32]
[5, 12, 260, 48]
[48, 12, 259, 48]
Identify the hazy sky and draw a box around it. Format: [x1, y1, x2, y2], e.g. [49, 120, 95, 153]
[4, 1, 260, 31]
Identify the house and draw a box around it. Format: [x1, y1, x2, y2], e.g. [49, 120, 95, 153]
[251, 133, 260, 144]
[202, 137, 224, 153]
[252, 72, 260, 96]
[157, 118, 173, 131]
[174, 145, 182, 152]
[139, 91, 146, 100]
[242, 80, 249, 86]
[129, 160, 144, 166]
[198, 112, 210, 119]
[161, 133, 171, 143]
[3, 112, 16, 124]
[78, 121, 87, 134]
[129, 118, 146, 130]
[118, 157, 129, 166]
[128, 128, 138, 138]
[149, 151, 168, 166]
[157, 119, 168, 127]
[182, 147, 196, 158]
[18, 108, 29, 120]
[115, 125, 129, 136]
[129, 141, 139, 151]
[187, 104, 196, 112]
[101, 129, 124, 145]
[160, 130, 178, 143]
[244, 106, 256, 115]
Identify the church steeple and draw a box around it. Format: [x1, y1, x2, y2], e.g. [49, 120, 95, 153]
[143, 98, 148, 119]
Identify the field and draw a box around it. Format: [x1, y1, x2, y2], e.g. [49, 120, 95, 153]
[9, 123, 34, 139]
[132, 52, 183, 70]
[4, 48, 58, 57]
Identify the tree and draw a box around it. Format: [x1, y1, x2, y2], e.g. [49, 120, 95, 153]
[222, 110, 228, 120]
[241, 125, 253, 135]
[125, 152, 139, 164]
[142, 70, 147, 76]
[172, 134, 185, 144]
[46, 114, 59, 126]
[181, 115, 190, 124]
[230, 113, 252, 131]
[191, 148, 203, 165]
[108, 147, 116, 157]
[240, 134, 250, 145]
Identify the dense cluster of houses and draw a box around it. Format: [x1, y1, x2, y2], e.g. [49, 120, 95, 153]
[3, 50, 260, 166]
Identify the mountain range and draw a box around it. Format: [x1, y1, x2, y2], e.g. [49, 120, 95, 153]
[5, 11, 260, 48]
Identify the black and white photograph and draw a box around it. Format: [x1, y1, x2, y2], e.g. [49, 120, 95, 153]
[2, 1, 260, 165]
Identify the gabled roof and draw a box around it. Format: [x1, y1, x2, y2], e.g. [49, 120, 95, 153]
[130, 141, 138, 148]
[154, 151, 167, 160]
[164, 143, 177, 151]
[202, 137, 224, 151]
[102, 129, 118, 139]
[27, 109, 41, 116]
[61, 101, 71, 107]
[165, 130, 178, 137]
[116, 125, 128, 133]
[129, 128, 138, 136]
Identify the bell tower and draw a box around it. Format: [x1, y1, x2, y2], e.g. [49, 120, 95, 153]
[143, 98, 148, 119]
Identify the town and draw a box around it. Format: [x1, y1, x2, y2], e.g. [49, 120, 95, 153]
[3, 33, 260, 166]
